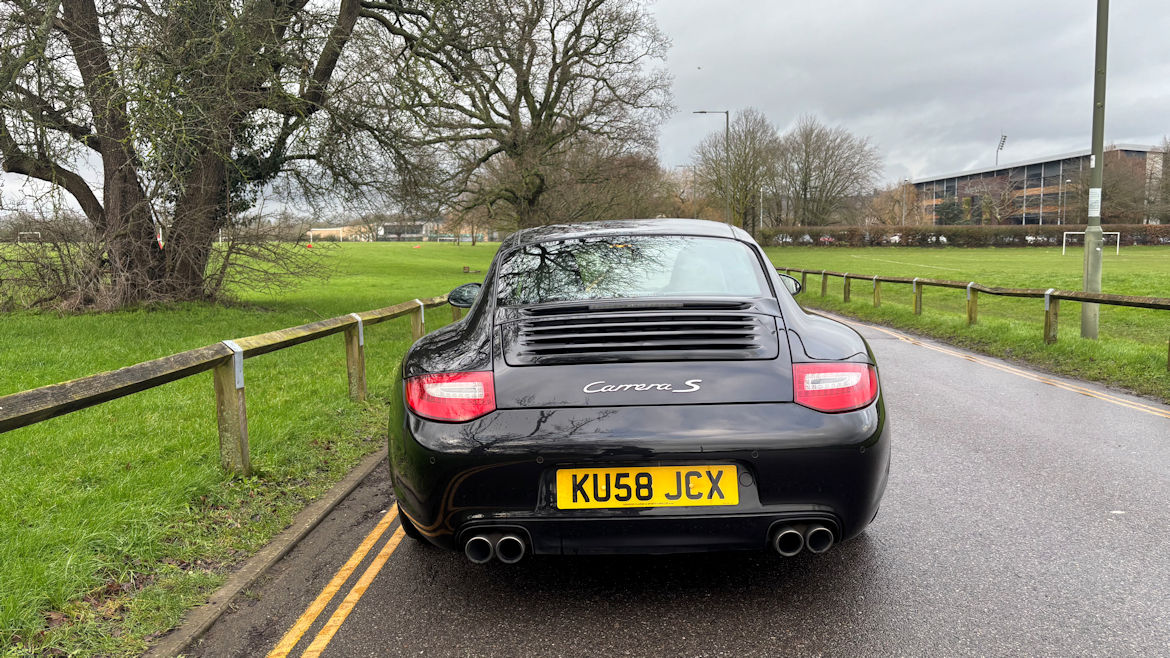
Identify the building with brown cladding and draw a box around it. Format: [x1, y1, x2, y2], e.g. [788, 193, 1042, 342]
[911, 144, 1163, 225]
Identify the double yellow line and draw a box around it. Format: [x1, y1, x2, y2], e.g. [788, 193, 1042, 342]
[858, 321, 1170, 420]
[268, 505, 406, 658]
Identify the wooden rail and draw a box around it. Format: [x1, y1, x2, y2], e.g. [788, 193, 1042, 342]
[0, 296, 449, 475]
[779, 267, 1170, 368]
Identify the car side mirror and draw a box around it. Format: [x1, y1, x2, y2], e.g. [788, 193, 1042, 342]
[778, 273, 802, 296]
[448, 282, 482, 308]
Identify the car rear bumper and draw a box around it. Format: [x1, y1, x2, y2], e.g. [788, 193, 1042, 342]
[456, 511, 842, 556]
[389, 398, 890, 554]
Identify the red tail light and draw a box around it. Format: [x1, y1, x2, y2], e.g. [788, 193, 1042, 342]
[405, 372, 496, 422]
[793, 363, 878, 413]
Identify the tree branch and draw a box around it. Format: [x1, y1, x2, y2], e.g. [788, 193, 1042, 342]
[0, 116, 103, 223]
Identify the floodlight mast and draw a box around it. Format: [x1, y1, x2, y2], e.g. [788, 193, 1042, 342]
[1082, 0, 1109, 339]
[995, 134, 1007, 167]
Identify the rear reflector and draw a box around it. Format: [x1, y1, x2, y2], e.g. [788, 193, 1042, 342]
[793, 363, 878, 413]
[406, 372, 496, 422]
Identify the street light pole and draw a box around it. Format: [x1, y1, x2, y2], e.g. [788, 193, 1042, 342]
[1059, 177, 1071, 225]
[695, 110, 732, 225]
[1082, 0, 1109, 339]
[902, 178, 908, 224]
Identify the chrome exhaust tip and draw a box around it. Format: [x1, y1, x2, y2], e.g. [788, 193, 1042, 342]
[495, 534, 527, 564]
[464, 535, 495, 564]
[771, 526, 805, 557]
[804, 524, 834, 554]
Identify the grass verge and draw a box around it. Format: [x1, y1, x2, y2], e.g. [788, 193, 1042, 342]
[0, 242, 498, 655]
[764, 246, 1170, 404]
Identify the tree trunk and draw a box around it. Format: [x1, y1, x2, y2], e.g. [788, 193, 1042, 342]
[62, 0, 161, 307]
[514, 169, 547, 228]
[167, 151, 228, 299]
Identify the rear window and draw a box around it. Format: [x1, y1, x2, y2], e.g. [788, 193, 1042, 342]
[496, 235, 770, 306]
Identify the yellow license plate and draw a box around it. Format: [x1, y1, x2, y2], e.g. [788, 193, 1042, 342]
[555, 465, 739, 509]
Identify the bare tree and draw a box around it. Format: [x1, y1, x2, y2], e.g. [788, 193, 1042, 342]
[365, 0, 673, 229]
[866, 181, 925, 225]
[1147, 137, 1170, 224]
[1064, 151, 1152, 224]
[0, 0, 418, 308]
[454, 142, 679, 229]
[965, 176, 1017, 225]
[539, 148, 679, 223]
[772, 115, 882, 226]
[692, 108, 779, 236]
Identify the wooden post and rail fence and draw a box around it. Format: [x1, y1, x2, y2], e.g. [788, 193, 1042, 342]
[781, 267, 1170, 370]
[2, 271, 1166, 471]
[0, 296, 456, 476]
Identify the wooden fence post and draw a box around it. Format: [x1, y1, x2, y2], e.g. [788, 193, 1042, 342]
[843, 274, 851, 302]
[800, 270, 808, 292]
[966, 282, 978, 326]
[820, 271, 828, 297]
[410, 300, 425, 340]
[872, 276, 881, 308]
[345, 314, 367, 401]
[452, 306, 464, 321]
[1043, 289, 1059, 344]
[213, 340, 251, 476]
[913, 278, 923, 315]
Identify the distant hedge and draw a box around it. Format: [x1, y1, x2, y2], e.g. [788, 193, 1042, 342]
[758, 224, 1170, 248]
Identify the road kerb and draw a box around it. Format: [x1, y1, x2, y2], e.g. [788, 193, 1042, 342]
[145, 447, 389, 657]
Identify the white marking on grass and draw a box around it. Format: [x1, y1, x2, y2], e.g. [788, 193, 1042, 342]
[849, 254, 963, 271]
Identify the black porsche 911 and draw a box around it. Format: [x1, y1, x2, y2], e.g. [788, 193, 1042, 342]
[388, 218, 889, 563]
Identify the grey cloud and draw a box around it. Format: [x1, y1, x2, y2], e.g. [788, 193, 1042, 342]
[653, 0, 1170, 183]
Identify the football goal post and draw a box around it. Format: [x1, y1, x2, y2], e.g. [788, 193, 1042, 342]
[1062, 231, 1120, 255]
[16, 231, 42, 243]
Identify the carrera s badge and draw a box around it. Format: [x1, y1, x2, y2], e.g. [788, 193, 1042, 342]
[582, 379, 702, 394]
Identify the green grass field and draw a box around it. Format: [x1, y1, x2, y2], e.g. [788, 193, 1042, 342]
[763, 246, 1170, 402]
[0, 242, 496, 654]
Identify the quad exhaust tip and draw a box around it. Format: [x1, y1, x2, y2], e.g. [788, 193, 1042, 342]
[464, 532, 528, 564]
[464, 535, 495, 564]
[495, 534, 527, 564]
[804, 524, 834, 554]
[771, 526, 805, 557]
[772, 523, 835, 556]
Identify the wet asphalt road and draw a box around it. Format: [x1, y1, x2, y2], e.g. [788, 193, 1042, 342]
[188, 321, 1170, 657]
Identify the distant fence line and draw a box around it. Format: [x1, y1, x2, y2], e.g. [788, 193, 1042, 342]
[778, 267, 1170, 370]
[0, 297, 458, 475]
[760, 223, 1170, 248]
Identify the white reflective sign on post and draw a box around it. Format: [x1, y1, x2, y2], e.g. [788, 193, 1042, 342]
[1088, 188, 1102, 218]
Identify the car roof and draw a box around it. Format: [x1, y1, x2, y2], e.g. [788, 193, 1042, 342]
[501, 218, 755, 250]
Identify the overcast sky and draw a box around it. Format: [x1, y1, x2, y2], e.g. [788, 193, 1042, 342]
[7, 1, 1168, 210]
[652, 0, 1170, 184]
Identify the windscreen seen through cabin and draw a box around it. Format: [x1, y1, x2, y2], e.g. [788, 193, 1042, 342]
[496, 236, 770, 306]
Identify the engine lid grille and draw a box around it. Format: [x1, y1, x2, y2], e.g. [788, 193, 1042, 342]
[502, 303, 778, 365]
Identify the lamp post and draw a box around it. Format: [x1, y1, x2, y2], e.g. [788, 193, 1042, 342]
[902, 178, 909, 224]
[1082, 0, 1108, 339]
[695, 110, 732, 225]
[1059, 178, 1072, 224]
